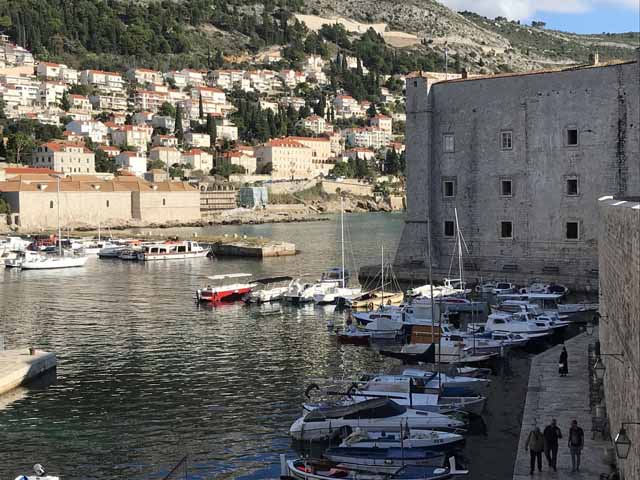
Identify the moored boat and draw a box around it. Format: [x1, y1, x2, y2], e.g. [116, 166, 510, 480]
[196, 273, 256, 302]
[137, 240, 209, 261]
[339, 428, 465, 450]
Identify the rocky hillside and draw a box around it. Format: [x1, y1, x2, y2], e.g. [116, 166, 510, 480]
[301, 0, 639, 72]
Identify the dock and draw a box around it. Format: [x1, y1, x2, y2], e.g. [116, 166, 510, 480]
[513, 332, 613, 479]
[210, 240, 297, 257]
[0, 349, 57, 395]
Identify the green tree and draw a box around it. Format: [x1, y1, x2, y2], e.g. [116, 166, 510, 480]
[212, 163, 246, 178]
[367, 103, 378, 118]
[174, 104, 184, 144]
[158, 102, 175, 118]
[94, 149, 117, 173]
[0, 198, 11, 214]
[6, 132, 35, 164]
[147, 159, 166, 171]
[60, 91, 71, 112]
[206, 114, 217, 144]
[198, 94, 204, 119]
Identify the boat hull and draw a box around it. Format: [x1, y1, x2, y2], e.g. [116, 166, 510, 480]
[197, 287, 252, 302]
[20, 256, 88, 270]
[138, 250, 209, 261]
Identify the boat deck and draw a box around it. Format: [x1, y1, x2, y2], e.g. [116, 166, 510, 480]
[513, 331, 613, 479]
[0, 348, 57, 395]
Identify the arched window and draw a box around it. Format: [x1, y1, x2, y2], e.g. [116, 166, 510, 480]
[49, 201, 54, 209]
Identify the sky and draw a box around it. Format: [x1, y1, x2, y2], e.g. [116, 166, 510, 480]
[438, 0, 640, 33]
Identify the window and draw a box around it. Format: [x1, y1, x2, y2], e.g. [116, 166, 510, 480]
[566, 222, 579, 240]
[500, 221, 513, 239]
[444, 221, 455, 238]
[566, 128, 578, 146]
[162, 198, 166, 206]
[49, 201, 54, 209]
[106, 200, 110, 208]
[566, 178, 579, 196]
[501, 131, 513, 150]
[443, 179, 456, 198]
[443, 134, 454, 153]
[501, 180, 512, 197]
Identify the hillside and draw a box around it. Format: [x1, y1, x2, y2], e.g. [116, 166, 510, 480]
[0, 0, 637, 74]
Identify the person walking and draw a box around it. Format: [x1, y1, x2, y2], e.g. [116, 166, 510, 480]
[559, 346, 569, 376]
[543, 418, 563, 471]
[525, 425, 545, 475]
[568, 419, 584, 472]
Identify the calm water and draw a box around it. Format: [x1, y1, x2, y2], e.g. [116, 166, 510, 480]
[0, 213, 532, 480]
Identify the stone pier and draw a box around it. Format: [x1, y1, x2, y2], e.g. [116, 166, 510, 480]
[0, 348, 57, 395]
[513, 332, 613, 479]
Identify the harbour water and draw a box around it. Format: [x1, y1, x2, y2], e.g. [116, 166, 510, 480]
[1, 213, 533, 479]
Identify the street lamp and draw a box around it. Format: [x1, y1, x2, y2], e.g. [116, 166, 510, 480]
[614, 422, 640, 459]
[593, 351, 625, 380]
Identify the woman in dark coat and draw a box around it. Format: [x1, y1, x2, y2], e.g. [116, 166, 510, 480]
[559, 346, 569, 376]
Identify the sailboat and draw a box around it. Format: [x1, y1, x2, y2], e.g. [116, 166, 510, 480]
[314, 197, 362, 304]
[21, 176, 88, 270]
[345, 245, 404, 310]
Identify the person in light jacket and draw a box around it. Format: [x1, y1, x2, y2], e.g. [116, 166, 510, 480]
[525, 426, 545, 474]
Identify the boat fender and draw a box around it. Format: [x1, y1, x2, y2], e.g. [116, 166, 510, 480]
[304, 383, 320, 399]
[367, 302, 374, 311]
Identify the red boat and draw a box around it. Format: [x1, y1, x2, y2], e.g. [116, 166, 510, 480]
[196, 273, 256, 303]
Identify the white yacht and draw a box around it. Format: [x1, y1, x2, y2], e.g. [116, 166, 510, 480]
[20, 251, 89, 270]
[137, 241, 209, 260]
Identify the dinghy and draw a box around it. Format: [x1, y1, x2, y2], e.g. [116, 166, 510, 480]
[323, 446, 445, 474]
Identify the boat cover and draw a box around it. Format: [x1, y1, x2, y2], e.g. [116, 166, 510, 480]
[304, 398, 406, 422]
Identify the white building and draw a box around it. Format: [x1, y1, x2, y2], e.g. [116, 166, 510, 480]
[370, 114, 393, 134]
[115, 151, 147, 177]
[32, 141, 96, 174]
[111, 125, 153, 152]
[345, 127, 391, 150]
[149, 146, 182, 167]
[127, 68, 163, 85]
[181, 149, 213, 173]
[39, 81, 67, 107]
[65, 120, 109, 144]
[184, 132, 211, 148]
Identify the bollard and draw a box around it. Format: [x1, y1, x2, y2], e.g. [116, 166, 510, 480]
[29, 347, 36, 355]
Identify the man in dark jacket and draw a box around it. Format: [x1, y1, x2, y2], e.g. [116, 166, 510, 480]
[568, 420, 585, 472]
[525, 426, 545, 474]
[543, 418, 562, 471]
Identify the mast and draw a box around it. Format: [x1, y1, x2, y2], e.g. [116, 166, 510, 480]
[454, 208, 463, 287]
[340, 196, 345, 289]
[56, 175, 62, 256]
[380, 245, 384, 308]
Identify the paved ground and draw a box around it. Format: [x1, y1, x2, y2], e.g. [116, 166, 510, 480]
[513, 332, 613, 479]
[0, 348, 57, 395]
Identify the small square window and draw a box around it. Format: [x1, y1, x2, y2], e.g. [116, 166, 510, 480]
[566, 128, 578, 146]
[500, 221, 513, 239]
[443, 134, 454, 153]
[501, 131, 513, 150]
[501, 180, 512, 197]
[566, 222, 579, 240]
[444, 221, 455, 238]
[50, 201, 54, 209]
[443, 179, 456, 198]
[566, 178, 579, 196]
[106, 200, 110, 208]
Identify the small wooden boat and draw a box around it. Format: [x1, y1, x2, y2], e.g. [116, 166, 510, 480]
[323, 446, 445, 474]
[347, 290, 404, 310]
[340, 428, 465, 450]
[196, 273, 256, 302]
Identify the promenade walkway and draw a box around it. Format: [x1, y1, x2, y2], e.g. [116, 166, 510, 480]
[513, 332, 613, 479]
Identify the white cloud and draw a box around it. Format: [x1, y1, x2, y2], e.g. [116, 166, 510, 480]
[439, 0, 638, 21]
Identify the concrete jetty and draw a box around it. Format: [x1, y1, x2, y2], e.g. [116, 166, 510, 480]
[210, 240, 297, 257]
[513, 332, 613, 479]
[0, 349, 57, 395]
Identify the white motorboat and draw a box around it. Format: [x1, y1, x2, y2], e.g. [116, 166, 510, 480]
[98, 244, 126, 258]
[20, 252, 88, 270]
[1, 236, 31, 260]
[339, 428, 465, 450]
[137, 240, 209, 261]
[407, 278, 469, 299]
[400, 368, 491, 393]
[284, 275, 340, 304]
[245, 276, 293, 303]
[468, 312, 551, 338]
[5, 250, 40, 268]
[364, 316, 404, 339]
[352, 376, 486, 415]
[520, 281, 569, 297]
[289, 398, 466, 441]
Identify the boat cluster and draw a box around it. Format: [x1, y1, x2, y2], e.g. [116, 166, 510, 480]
[1, 234, 211, 270]
[280, 365, 495, 479]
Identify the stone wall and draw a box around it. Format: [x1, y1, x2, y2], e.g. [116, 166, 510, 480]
[131, 191, 201, 223]
[395, 59, 640, 291]
[598, 197, 640, 479]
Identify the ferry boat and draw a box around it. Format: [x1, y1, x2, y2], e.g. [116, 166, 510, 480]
[136, 241, 209, 261]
